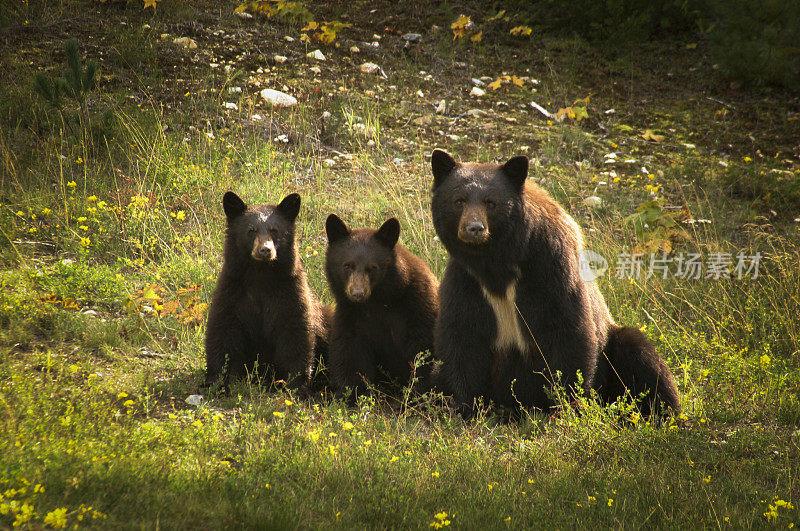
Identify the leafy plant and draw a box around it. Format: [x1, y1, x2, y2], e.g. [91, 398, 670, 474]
[234, 0, 314, 25]
[32, 38, 99, 142]
[624, 199, 689, 252]
[556, 94, 592, 122]
[301, 20, 352, 45]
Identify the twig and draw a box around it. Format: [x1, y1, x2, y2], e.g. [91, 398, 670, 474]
[530, 101, 554, 119]
[705, 96, 735, 110]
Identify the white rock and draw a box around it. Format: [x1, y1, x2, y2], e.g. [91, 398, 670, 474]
[583, 196, 603, 208]
[260, 88, 297, 107]
[350, 46, 360, 53]
[471, 78, 485, 87]
[274, 55, 288, 63]
[251, 114, 262, 121]
[284, 36, 295, 42]
[307, 49, 325, 61]
[223, 102, 238, 110]
[466, 108, 487, 117]
[185, 394, 203, 406]
[173, 37, 197, 50]
[470, 87, 486, 97]
[435, 100, 447, 114]
[235, 11, 253, 20]
[322, 158, 336, 167]
[310, 66, 322, 74]
[228, 86, 242, 94]
[359, 62, 381, 74]
[322, 111, 331, 119]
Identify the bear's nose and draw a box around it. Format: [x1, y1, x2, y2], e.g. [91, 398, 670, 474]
[466, 221, 485, 235]
[257, 244, 275, 259]
[349, 287, 365, 300]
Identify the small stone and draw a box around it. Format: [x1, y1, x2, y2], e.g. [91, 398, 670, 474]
[402, 33, 422, 43]
[260, 88, 298, 107]
[228, 86, 242, 94]
[251, 114, 262, 121]
[307, 49, 325, 61]
[284, 36, 294, 42]
[310, 66, 322, 74]
[416, 89, 424, 97]
[323, 158, 336, 167]
[435, 100, 447, 114]
[446, 134, 460, 141]
[350, 46, 360, 53]
[322, 111, 332, 119]
[223, 102, 238, 110]
[470, 87, 485, 97]
[173, 37, 197, 50]
[466, 109, 487, 117]
[583, 196, 603, 209]
[359, 62, 381, 74]
[274, 55, 288, 63]
[471, 78, 485, 87]
[185, 394, 203, 406]
[235, 11, 253, 20]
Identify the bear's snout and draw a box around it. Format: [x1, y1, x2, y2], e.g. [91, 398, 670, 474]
[345, 273, 371, 303]
[458, 214, 490, 244]
[252, 239, 277, 261]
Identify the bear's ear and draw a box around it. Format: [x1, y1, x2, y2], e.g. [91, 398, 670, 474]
[223, 191, 247, 221]
[276, 193, 301, 222]
[375, 218, 400, 248]
[500, 155, 529, 192]
[431, 149, 457, 189]
[325, 214, 350, 244]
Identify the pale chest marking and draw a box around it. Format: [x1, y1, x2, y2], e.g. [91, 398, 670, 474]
[481, 281, 529, 354]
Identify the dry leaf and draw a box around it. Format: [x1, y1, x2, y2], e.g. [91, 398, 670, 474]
[642, 129, 665, 142]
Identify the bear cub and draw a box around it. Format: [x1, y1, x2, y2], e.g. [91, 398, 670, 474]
[430, 149, 679, 417]
[324, 214, 439, 396]
[204, 191, 329, 390]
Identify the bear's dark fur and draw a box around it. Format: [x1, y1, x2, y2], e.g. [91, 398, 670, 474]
[204, 191, 330, 390]
[430, 149, 679, 417]
[324, 214, 439, 396]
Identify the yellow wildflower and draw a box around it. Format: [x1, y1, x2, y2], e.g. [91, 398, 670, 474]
[44, 507, 68, 528]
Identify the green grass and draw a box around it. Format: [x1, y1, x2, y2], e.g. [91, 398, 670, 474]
[1, 0, 799, 528]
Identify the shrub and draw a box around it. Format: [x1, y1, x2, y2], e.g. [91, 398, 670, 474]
[707, 0, 800, 88]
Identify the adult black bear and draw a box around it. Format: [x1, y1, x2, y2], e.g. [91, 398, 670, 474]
[204, 191, 330, 390]
[430, 149, 679, 417]
[324, 214, 439, 396]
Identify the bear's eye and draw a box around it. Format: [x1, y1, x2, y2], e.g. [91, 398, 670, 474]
[484, 198, 496, 208]
[268, 226, 278, 235]
[343, 262, 354, 271]
[368, 265, 379, 273]
[248, 226, 257, 233]
[454, 198, 465, 207]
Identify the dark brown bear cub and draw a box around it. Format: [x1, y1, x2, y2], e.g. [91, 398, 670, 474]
[204, 191, 329, 390]
[430, 149, 679, 417]
[324, 214, 439, 396]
